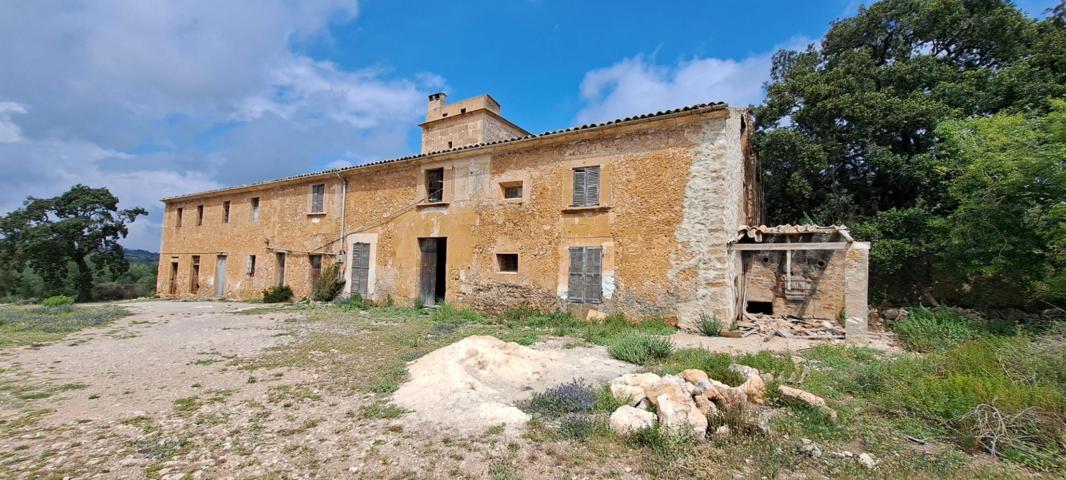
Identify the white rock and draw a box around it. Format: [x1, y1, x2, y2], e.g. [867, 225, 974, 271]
[609, 384, 645, 406]
[858, 452, 876, 469]
[655, 391, 707, 438]
[729, 364, 760, 380]
[609, 406, 656, 435]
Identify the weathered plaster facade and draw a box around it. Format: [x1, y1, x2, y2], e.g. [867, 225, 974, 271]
[157, 94, 764, 328]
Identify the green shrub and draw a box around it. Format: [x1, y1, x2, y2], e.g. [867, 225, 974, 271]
[696, 312, 723, 336]
[413, 296, 425, 310]
[582, 314, 674, 346]
[430, 302, 483, 324]
[41, 295, 75, 307]
[557, 413, 602, 439]
[657, 348, 745, 386]
[335, 294, 370, 310]
[311, 262, 345, 301]
[608, 333, 673, 365]
[262, 285, 293, 303]
[893, 306, 983, 352]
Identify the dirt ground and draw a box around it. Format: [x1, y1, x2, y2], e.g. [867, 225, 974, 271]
[0, 301, 648, 479]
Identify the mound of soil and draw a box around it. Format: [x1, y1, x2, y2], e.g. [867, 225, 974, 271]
[393, 335, 635, 434]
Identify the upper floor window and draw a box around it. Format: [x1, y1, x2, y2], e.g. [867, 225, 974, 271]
[572, 166, 600, 207]
[222, 201, 230, 223]
[310, 184, 325, 213]
[426, 168, 444, 203]
[250, 197, 260, 222]
[175, 207, 183, 228]
[196, 205, 204, 226]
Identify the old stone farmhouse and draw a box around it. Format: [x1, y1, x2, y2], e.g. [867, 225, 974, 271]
[156, 93, 868, 330]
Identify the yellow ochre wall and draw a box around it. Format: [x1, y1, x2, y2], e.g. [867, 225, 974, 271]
[157, 106, 756, 327]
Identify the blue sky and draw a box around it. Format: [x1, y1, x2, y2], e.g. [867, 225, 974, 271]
[0, 0, 1057, 250]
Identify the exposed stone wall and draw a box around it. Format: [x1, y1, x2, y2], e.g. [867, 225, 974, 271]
[742, 249, 847, 320]
[420, 111, 526, 153]
[158, 107, 755, 323]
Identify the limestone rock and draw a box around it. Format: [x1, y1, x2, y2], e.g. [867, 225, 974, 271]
[736, 374, 766, 405]
[655, 391, 707, 438]
[858, 452, 876, 469]
[729, 364, 760, 380]
[586, 309, 608, 322]
[610, 373, 662, 390]
[609, 384, 645, 406]
[778, 385, 837, 420]
[609, 406, 656, 435]
[693, 393, 719, 419]
[644, 382, 686, 407]
[680, 369, 709, 385]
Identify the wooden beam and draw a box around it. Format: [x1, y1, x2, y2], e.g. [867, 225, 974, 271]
[730, 242, 850, 251]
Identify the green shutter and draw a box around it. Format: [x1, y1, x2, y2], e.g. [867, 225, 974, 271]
[568, 247, 585, 303]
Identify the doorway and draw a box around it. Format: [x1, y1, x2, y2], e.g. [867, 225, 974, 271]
[215, 255, 227, 297]
[418, 237, 447, 306]
[168, 261, 178, 295]
[190, 256, 200, 293]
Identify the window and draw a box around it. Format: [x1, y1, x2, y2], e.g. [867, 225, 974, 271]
[222, 201, 230, 223]
[502, 183, 523, 200]
[567, 246, 602, 303]
[309, 254, 322, 285]
[250, 197, 260, 222]
[196, 205, 204, 226]
[310, 184, 325, 213]
[496, 253, 518, 273]
[175, 207, 183, 228]
[246, 255, 256, 276]
[425, 168, 444, 203]
[572, 166, 600, 207]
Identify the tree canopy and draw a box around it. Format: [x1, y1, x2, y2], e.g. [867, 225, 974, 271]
[753, 0, 1066, 307]
[0, 185, 147, 301]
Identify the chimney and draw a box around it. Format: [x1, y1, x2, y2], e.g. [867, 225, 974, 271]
[428, 92, 447, 110]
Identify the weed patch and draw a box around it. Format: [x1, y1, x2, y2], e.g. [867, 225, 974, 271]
[607, 333, 673, 365]
[0, 305, 129, 348]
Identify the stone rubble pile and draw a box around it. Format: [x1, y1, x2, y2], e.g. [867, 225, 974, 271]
[737, 313, 846, 341]
[607, 364, 834, 439]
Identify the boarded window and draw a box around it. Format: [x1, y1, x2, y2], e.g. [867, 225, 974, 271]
[175, 208, 183, 228]
[350, 242, 371, 298]
[572, 166, 600, 207]
[497, 253, 518, 273]
[251, 197, 260, 222]
[310, 184, 325, 213]
[426, 168, 444, 203]
[222, 201, 230, 223]
[276, 252, 286, 286]
[567, 246, 602, 303]
[196, 205, 204, 226]
[502, 183, 522, 199]
[246, 255, 256, 276]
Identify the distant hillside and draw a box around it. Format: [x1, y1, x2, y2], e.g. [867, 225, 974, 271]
[125, 249, 159, 264]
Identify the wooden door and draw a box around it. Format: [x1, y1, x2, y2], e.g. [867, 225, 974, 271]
[215, 255, 227, 297]
[418, 239, 437, 306]
[350, 243, 370, 298]
[168, 262, 178, 295]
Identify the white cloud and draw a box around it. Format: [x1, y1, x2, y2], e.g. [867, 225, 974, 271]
[0, 102, 27, 143]
[0, 0, 442, 250]
[574, 38, 813, 125]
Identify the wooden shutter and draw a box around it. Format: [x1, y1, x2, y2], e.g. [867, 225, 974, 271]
[585, 247, 603, 303]
[572, 168, 586, 207]
[585, 166, 600, 206]
[567, 247, 585, 303]
[311, 184, 324, 212]
[350, 243, 370, 297]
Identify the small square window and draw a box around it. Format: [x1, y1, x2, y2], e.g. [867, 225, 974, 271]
[502, 183, 523, 199]
[497, 253, 518, 273]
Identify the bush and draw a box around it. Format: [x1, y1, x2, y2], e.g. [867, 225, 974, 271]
[430, 302, 483, 324]
[262, 285, 293, 303]
[696, 312, 723, 336]
[608, 333, 673, 365]
[311, 262, 345, 302]
[893, 306, 983, 352]
[41, 295, 75, 307]
[658, 348, 746, 386]
[582, 314, 674, 346]
[91, 282, 138, 301]
[528, 378, 597, 418]
[557, 413, 603, 439]
[335, 294, 370, 310]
